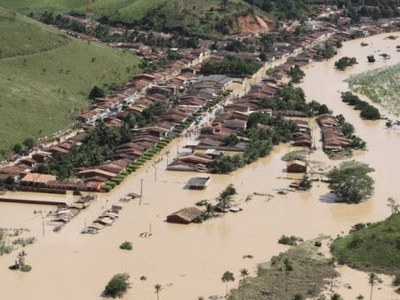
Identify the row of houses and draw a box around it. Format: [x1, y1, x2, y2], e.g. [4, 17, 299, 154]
[317, 114, 351, 152]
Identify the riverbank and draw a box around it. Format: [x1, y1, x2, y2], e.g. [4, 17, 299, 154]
[0, 32, 399, 300]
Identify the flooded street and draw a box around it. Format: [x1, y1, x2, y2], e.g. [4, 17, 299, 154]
[1, 32, 400, 299]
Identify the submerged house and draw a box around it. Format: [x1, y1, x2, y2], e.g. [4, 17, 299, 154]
[185, 176, 210, 190]
[286, 160, 307, 173]
[167, 207, 203, 224]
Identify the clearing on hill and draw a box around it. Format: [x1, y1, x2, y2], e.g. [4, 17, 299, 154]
[0, 7, 140, 155]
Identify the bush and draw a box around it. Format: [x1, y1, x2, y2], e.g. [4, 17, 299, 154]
[119, 241, 133, 250]
[111, 178, 123, 185]
[20, 264, 32, 272]
[314, 241, 322, 247]
[104, 273, 131, 298]
[334, 57, 357, 70]
[393, 274, 400, 286]
[278, 235, 302, 246]
[106, 181, 117, 188]
[103, 185, 113, 192]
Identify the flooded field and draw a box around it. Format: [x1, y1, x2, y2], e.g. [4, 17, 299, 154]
[0, 32, 400, 299]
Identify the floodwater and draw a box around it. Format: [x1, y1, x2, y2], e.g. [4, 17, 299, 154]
[1, 32, 400, 300]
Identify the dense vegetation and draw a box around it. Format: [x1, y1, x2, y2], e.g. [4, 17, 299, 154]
[104, 273, 131, 298]
[210, 113, 298, 173]
[242, 0, 310, 20]
[334, 56, 358, 70]
[1, 0, 266, 37]
[37, 103, 165, 179]
[288, 66, 305, 83]
[341, 91, 381, 120]
[201, 55, 262, 77]
[332, 211, 400, 275]
[336, 114, 367, 149]
[261, 84, 329, 116]
[0, 7, 140, 158]
[327, 161, 374, 203]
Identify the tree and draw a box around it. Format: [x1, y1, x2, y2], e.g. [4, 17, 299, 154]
[221, 271, 235, 296]
[89, 85, 106, 100]
[12, 143, 23, 155]
[288, 66, 305, 83]
[368, 272, 378, 300]
[298, 174, 312, 190]
[224, 134, 239, 147]
[387, 197, 399, 216]
[220, 0, 229, 11]
[217, 184, 236, 212]
[104, 273, 131, 298]
[334, 57, 357, 70]
[367, 55, 376, 63]
[23, 138, 35, 150]
[154, 284, 162, 300]
[240, 268, 249, 300]
[331, 293, 343, 300]
[203, 203, 215, 220]
[328, 162, 374, 203]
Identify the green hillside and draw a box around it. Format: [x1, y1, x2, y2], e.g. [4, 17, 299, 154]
[0, 7, 140, 156]
[0, 0, 260, 37]
[331, 213, 400, 275]
[0, 0, 83, 15]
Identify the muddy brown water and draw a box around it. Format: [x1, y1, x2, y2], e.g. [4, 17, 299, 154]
[0, 33, 400, 299]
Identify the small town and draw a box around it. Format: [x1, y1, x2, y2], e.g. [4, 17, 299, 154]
[0, 1, 400, 299]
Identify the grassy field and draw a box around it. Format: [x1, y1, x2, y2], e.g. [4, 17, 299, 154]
[0, 7, 140, 155]
[331, 213, 400, 275]
[228, 238, 338, 300]
[0, 0, 258, 37]
[348, 63, 400, 116]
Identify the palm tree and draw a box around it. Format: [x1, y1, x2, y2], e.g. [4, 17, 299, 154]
[368, 272, 378, 300]
[154, 284, 162, 300]
[217, 184, 236, 212]
[204, 203, 215, 220]
[221, 271, 235, 296]
[240, 268, 249, 300]
[331, 293, 342, 300]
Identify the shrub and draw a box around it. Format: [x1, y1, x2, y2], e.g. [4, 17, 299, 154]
[104, 273, 131, 298]
[393, 274, 400, 286]
[20, 264, 32, 272]
[314, 241, 322, 247]
[106, 181, 117, 188]
[111, 178, 123, 185]
[103, 185, 112, 192]
[334, 57, 357, 70]
[119, 241, 133, 250]
[278, 235, 301, 246]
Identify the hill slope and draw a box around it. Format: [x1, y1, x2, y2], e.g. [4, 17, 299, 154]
[0, 7, 140, 155]
[331, 213, 400, 275]
[0, 0, 271, 37]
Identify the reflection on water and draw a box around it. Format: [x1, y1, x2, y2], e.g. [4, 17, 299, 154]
[0, 33, 400, 300]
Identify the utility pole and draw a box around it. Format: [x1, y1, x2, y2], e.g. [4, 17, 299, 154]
[42, 216, 45, 238]
[139, 179, 143, 205]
